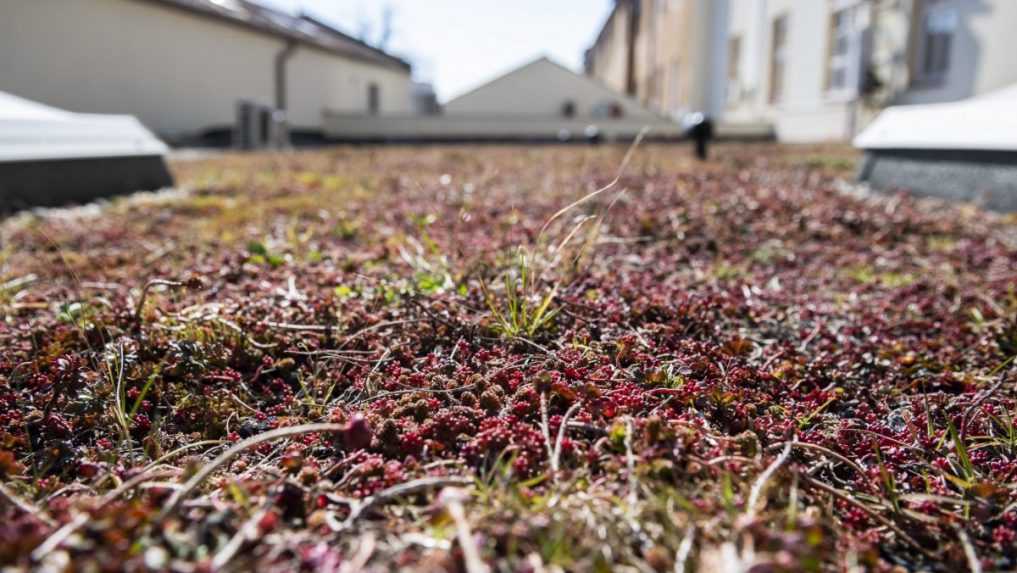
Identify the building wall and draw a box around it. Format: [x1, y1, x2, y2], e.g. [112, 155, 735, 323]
[0, 0, 411, 140]
[287, 47, 412, 129]
[724, 0, 1017, 142]
[0, 0, 277, 139]
[767, 0, 856, 142]
[634, 0, 696, 116]
[703, 0, 733, 118]
[888, 0, 1017, 105]
[725, 0, 768, 121]
[588, 0, 728, 120]
[724, 0, 866, 142]
[586, 2, 637, 96]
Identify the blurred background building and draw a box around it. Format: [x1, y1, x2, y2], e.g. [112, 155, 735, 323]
[3, 0, 1015, 147]
[0, 0, 412, 146]
[585, 0, 729, 121]
[587, 0, 1017, 143]
[323, 57, 683, 142]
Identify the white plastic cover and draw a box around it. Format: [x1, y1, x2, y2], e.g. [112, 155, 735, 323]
[0, 91, 169, 163]
[854, 84, 1017, 152]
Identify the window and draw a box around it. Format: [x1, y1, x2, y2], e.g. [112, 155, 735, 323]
[561, 100, 577, 118]
[827, 8, 854, 91]
[728, 35, 742, 103]
[592, 101, 624, 119]
[916, 0, 956, 83]
[769, 15, 788, 103]
[367, 83, 380, 115]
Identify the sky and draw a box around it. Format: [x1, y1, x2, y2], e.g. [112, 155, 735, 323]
[258, 0, 615, 102]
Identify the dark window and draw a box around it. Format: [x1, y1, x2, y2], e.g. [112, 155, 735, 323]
[827, 8, 854, 91]
[727, 35, 741, 103]
[770, 14, 788, 103]
[368, 83, 380, 115]
[591, 101, 625, 119]
[561, 100, 577, 118]
[922, 30, 952, 77]
[916, 0, 955, 84]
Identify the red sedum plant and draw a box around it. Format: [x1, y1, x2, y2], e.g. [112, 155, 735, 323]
[0, 144, 1015, 571]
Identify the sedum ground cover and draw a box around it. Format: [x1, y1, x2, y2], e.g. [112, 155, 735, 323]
[0, 144, 1016, 572]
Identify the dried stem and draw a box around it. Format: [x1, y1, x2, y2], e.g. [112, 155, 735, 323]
[744, 440, 793, 523]
[0, 482, 53, 527]
[330, 476, 473, 531]
[134, 278, 186, 322]
[158, 423, 347, 520]
[799, 474, 934, 558]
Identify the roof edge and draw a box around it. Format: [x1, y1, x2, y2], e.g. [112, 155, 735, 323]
[136, 0, 411, 73]
[297, 13, 411, 72]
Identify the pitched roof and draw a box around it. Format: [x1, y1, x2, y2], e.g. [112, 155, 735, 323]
[445, 56, 663, 120]
[140, 0, 410, 72]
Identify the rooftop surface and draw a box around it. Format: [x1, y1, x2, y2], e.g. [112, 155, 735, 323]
[2, 144, 1016, 571]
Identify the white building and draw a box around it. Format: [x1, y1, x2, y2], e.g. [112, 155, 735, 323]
[0, 0, 413, 144]
[725, 0, 1017, 142]
[324, 57, 684, 142]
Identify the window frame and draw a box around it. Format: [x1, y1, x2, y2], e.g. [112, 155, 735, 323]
[727, 34, 742, 105]
[910, 0, 956, 88]
[769, 14, 789, 105]
[823, 1, 869, 102]
[367, 83, 381, 116]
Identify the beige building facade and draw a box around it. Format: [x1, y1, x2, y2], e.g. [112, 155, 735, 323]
[322, 57, 684, 143]
[586, 0, 730, 119]
[586, 0, 638, 97]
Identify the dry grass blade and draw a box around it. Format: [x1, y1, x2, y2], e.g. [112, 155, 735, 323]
[30, 467, 182, 562]
[133, 278, 188, 322]
[766, 441, 869, 486]
[674, 525, 696, 573]
[552, 402, 582, 477]
[0, 482, 54, 527]
[157, 423, 347, 520]
[538, 127, 649, 238]
[339, 533, 377, 573]
[441, 487, 490, 573]
[955, 525, 982, 573]
[30, 514, 88, 562]
[624, 417, 637, 506]
[333, 476, 474, 531]
[211, 504, 270, 570]
[799, 474, 935, 558]
[744, 440, 793, 523]
[961, 361, 1014, 439]
[539, 393, 554, 469]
